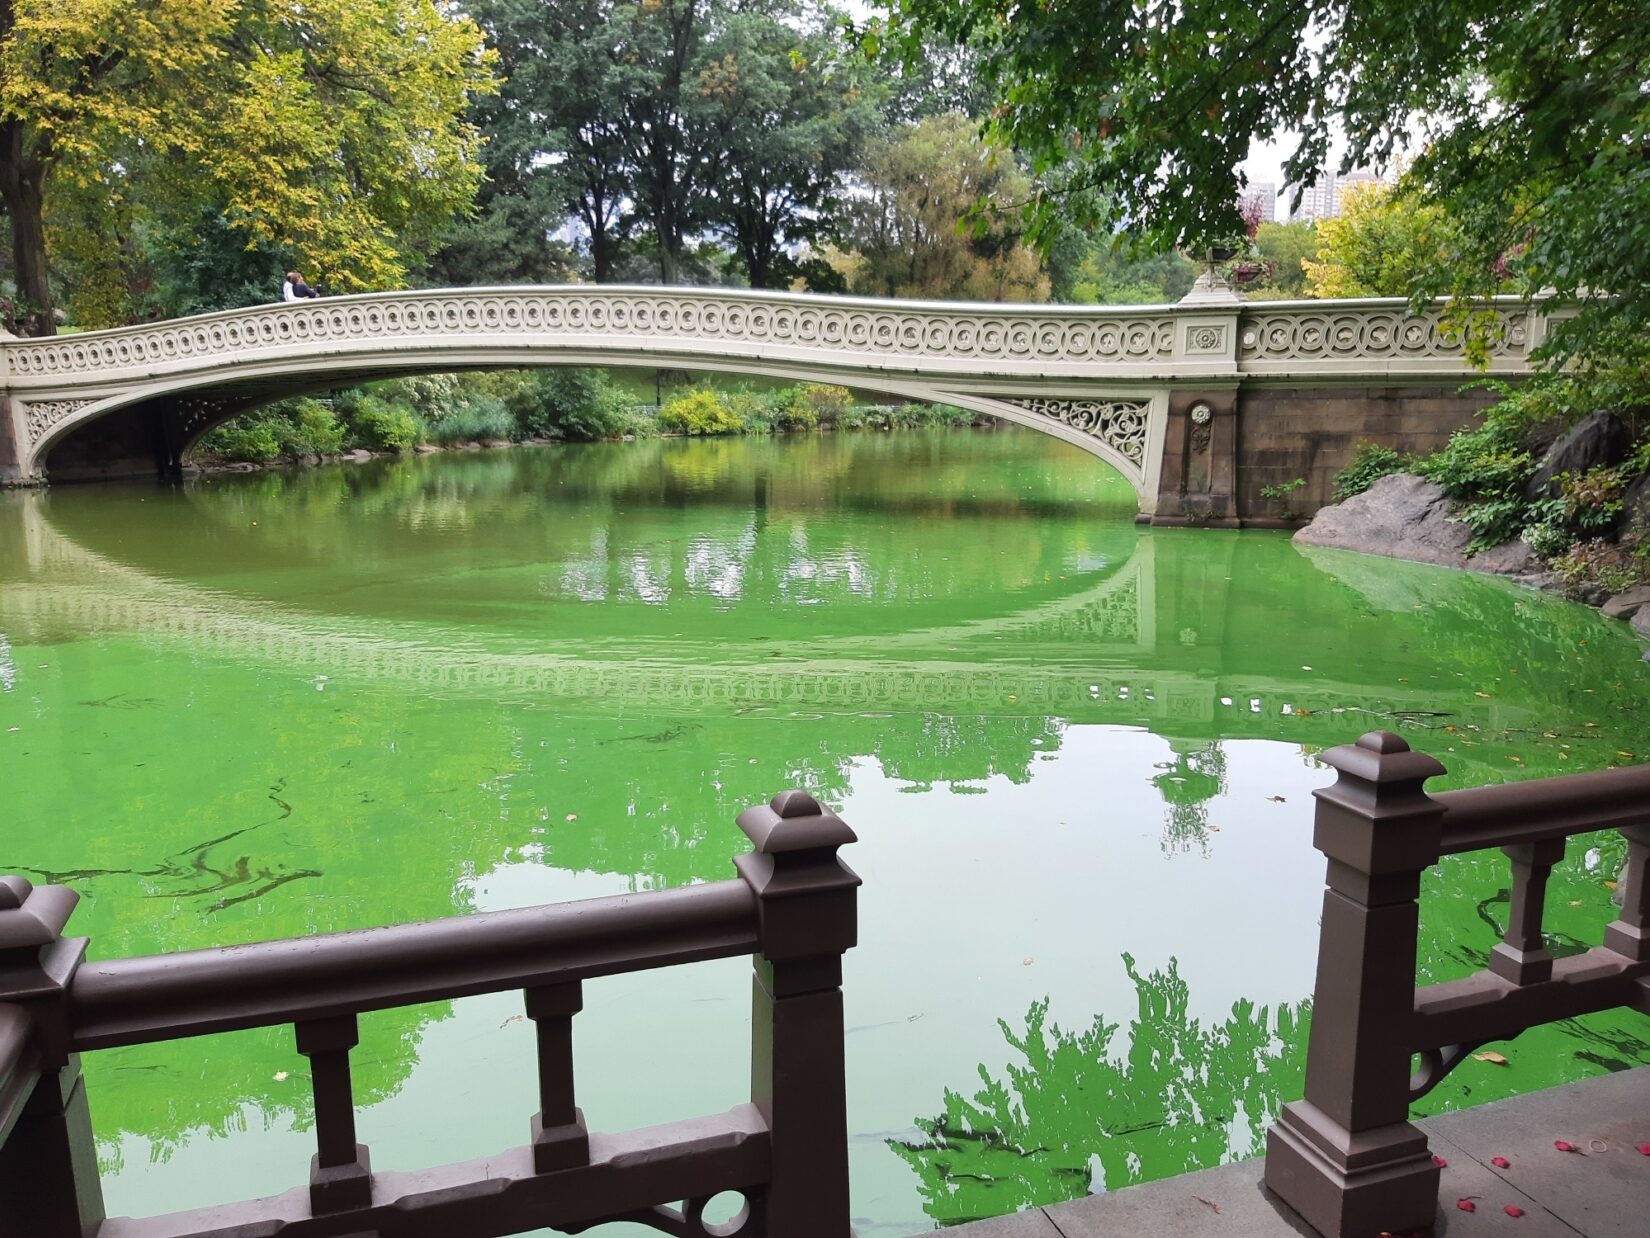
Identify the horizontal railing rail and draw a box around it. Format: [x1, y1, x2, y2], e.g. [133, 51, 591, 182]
[70, 880, 759, 1049]
[0, 788, 860, 1238]
[1433, 764, 1650, 853]
[1265, 732, 1650, 1238]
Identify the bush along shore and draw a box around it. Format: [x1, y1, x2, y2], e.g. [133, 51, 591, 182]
[193, 370, 985, 470]
[1299, 368, 1650, 655]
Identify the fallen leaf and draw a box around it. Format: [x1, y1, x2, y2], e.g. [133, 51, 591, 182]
[273, 1071, 289, 1082]
[1474, 1051, 1509, 1066]
[1022, 957, 1034, 966]
[1604, 880, 1619, 891]
[500, 1014, 525, 1028]
[565, 814, 578, 822]
[1475, 691, 1493, 698]
[1491, 1156, 1511, 1168]
[1267, 795, 1286, 803]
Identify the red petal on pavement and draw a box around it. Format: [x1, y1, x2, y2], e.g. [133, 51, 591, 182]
[1636, 1143, 1650, 1156]
[1432, 1154, 1448, 1168]
[1505, 1205, 1525, 1217]
[1554, 1140, 1580, 1153]
[1456, 1199, 1476, 1212]
[1492, 1155, 1511, 1168]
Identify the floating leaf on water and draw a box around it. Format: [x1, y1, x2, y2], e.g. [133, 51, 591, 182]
[1474, 1051, 1509, 1066]
[273, 1071, 289, 1082]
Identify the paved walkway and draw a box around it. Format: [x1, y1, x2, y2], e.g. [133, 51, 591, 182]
[927, 1067, 1648, 1237]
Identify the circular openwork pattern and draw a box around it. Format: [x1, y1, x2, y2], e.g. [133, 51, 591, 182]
[4, 290, 1181, 380]
[1239, 307, 1526, 362]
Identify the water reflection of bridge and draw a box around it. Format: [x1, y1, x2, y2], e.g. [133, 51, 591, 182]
[1, 494, 1525, 743]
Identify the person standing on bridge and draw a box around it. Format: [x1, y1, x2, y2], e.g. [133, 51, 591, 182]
[281, 271, 321, 302]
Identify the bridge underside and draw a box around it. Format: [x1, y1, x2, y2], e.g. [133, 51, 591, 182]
[15, 372, 1498, 527]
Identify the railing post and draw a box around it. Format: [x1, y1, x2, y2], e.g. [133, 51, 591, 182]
[0, 876, 104, 1237]
[735, 790, 860, 1238]
[294, 1014, 372, 1213]
[1264, 733, 1445, 1238]
[1604, 824, 1650, 961]
[525, 981, 590, 1171]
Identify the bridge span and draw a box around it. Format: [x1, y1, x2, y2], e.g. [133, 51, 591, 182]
[0, 284, 1546, 521]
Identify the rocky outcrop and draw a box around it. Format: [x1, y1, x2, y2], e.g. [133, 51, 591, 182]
[1293, 473, 1535, 574]
[1525, 411, 1631, 498]
[1601, 587, 1650, 620]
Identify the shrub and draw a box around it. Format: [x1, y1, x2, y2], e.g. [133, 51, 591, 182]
[278, 399, 346, 459]
[789, 383, 854, 427]
[348, 395, 420, 452]
[510, 369, 636, 441]
[200, 421, 280, 463]
[658, 388, 744, 436]
[419, 396, 516, 446]
[1332, 442, 1408, 500]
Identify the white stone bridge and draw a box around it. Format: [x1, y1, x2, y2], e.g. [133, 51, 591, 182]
[0, 285, 1546, 521]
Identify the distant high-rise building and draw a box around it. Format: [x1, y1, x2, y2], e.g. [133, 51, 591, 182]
[1240, 182, 1277, 225]
[1291, 173, 1337, 223]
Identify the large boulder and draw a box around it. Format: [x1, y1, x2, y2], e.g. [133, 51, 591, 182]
[1601, 586, 1650, 621]
[1633, 605, 1650, 641]
[1624, 471, 1650, 531]
[1525, 411, 1632, 499]
[1294, 472, 1534, 574]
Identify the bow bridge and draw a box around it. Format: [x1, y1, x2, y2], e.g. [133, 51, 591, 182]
[0, 285, 1546, 520]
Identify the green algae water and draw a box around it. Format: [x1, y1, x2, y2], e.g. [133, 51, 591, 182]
[3, 428, 1649, 1234]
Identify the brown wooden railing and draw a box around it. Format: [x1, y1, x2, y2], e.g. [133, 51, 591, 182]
[1264, 732, 1650, 1238]
[0, 789, 860, 1238]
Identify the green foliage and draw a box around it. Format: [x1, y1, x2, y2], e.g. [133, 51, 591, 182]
[1301, 184, 1461, 299]
[879, 0, 1650, 368]
[1251, 221, 1316, 297]
[1333, 442, 1409, 500]
[199, 422, 281, 464]
[417, 398, 517, 446]
[657, 390, 746, 437]
[451, 0, 884, 286]
[508, 369, 637, 442]
[346, 395, 420, 453]
[785, 384, 855, 429]
[282, 401, 347, 459]
[1054, 236, 1195, 305]
[832, 112, 1050, 302]
[6, 0, 496, 332]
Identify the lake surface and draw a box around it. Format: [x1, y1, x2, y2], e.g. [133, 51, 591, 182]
[3, 428, 1649, 1235]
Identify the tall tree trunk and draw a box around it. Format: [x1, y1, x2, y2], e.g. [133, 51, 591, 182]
[0, 119, 54, 336]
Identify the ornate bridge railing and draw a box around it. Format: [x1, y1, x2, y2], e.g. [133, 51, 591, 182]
[1265, 732, 1650, 1238]
[0, 790, 860, 1238]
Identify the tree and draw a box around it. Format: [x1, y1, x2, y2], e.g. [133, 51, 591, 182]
[702, 10, 882, 288]
[1253, 220, 1316, 297]
[1301, 183, 1457, 299]
[880, 0, 1650, 362]
[0, 0, 494, 333]
[834, 112, 1048, 301]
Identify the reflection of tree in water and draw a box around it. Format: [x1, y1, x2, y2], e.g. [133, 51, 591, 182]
[891, 955, 1307, 1227]
[1151, 741, 1227, 854]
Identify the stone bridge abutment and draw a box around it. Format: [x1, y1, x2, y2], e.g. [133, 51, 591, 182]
[0, 285, 1543, 519]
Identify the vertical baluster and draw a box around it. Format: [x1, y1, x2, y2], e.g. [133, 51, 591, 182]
[736, 790, 860, 1238]
[1604, 824, 1650, 961]
[1264, 732, 1445, 1238]
[525, 982, 589, 1172]
[0, 877, 104, 1238]
[294, 1014, 372, 1212]
[1490, 840, 1564, 984]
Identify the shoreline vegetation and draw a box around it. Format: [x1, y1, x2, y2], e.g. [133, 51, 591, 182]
[1313, 370, 1650, 648]
[192, 370, 985, 471]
